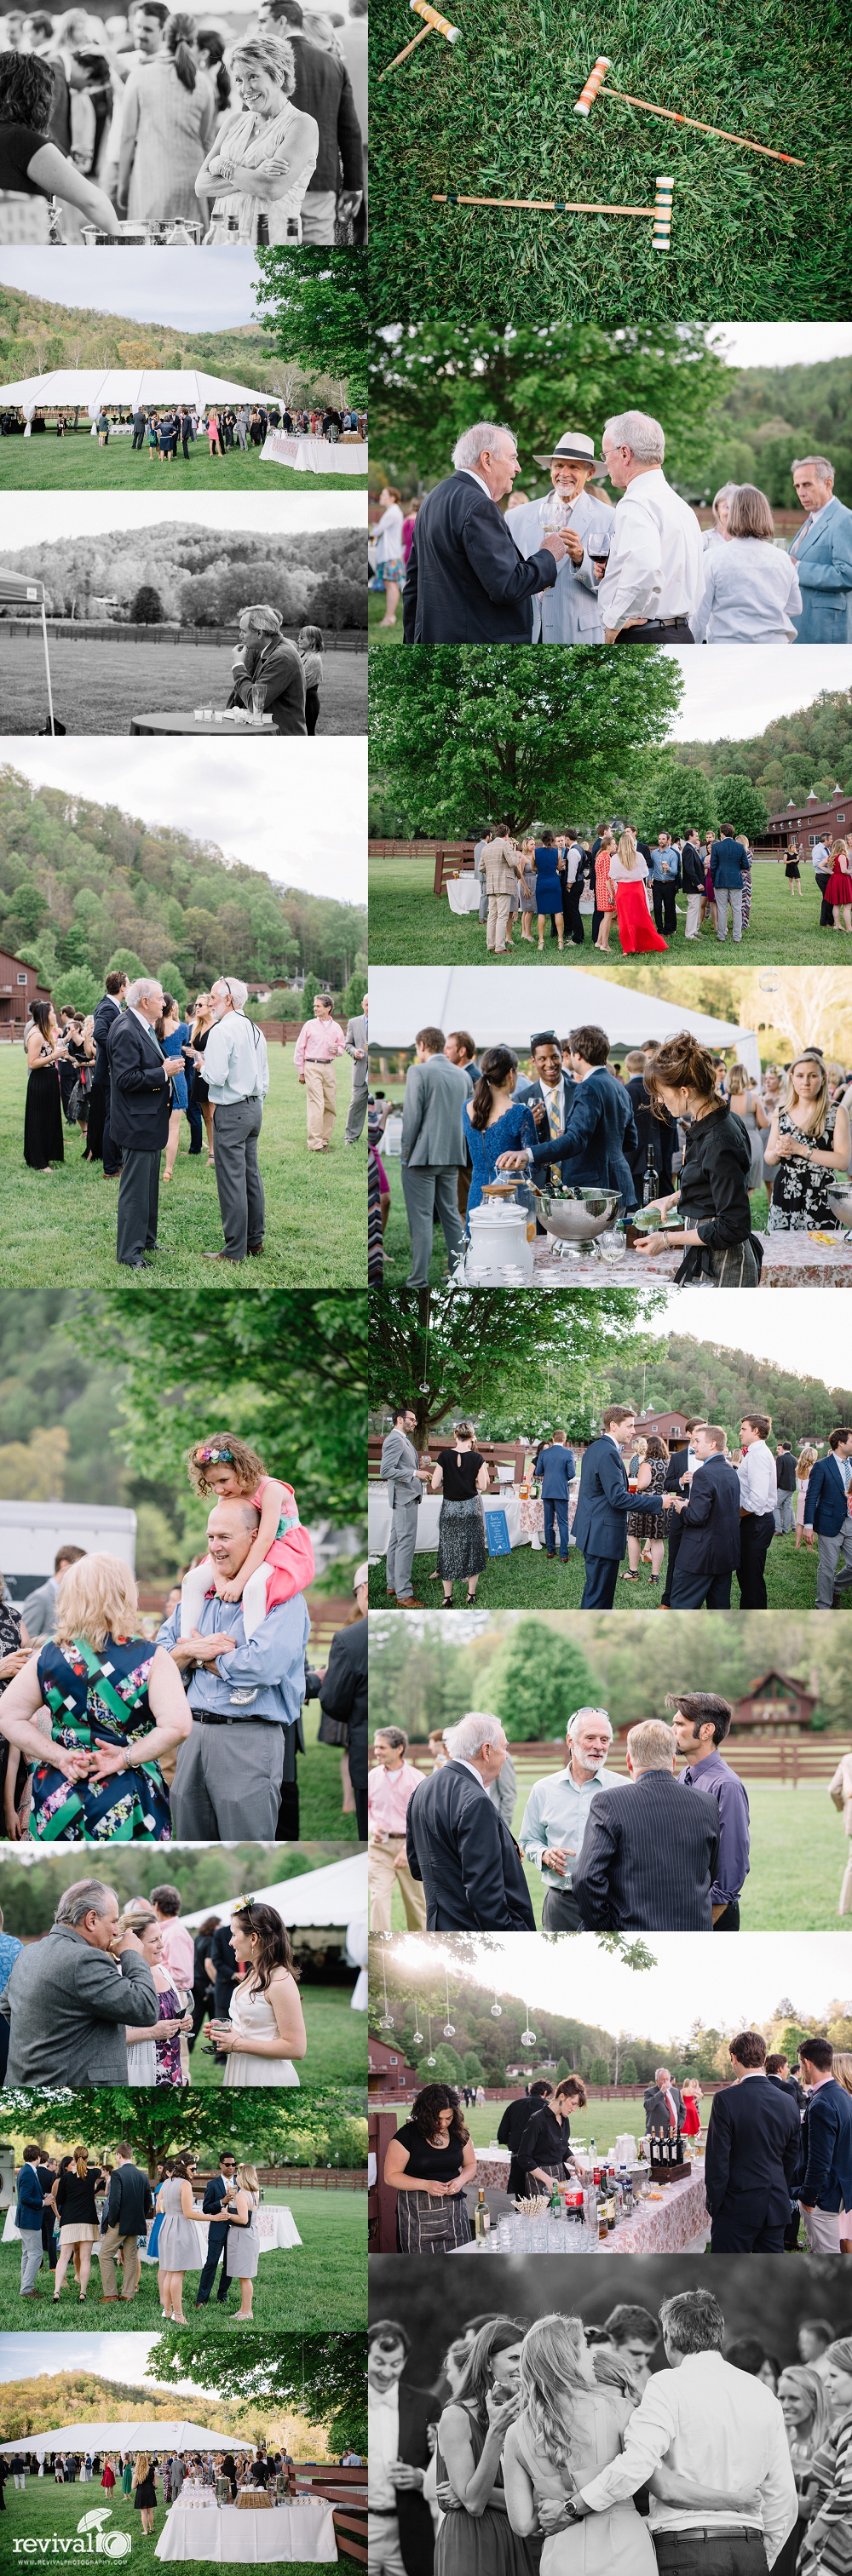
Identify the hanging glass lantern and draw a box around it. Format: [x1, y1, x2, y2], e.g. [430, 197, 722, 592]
[377, 2013, 394, 2031]
[412, 2027, 423, 2045]
[490, 2001, 503, 2019]
[442, 2022, 455, 2038]
[427, 2055, 436, 2068]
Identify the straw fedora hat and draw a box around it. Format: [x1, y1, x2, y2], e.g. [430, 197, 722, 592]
[532, 428, 607, 474]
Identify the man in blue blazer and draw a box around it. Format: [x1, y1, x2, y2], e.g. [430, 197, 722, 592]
[666, 1426, 742, 1608]
[572, 1718, 720, 1930]
[803, 1427, 852, 1606]
[106, 976, 177, 1270]
[572, 1403, 646, 1607]
[498, 1025, 638, 1210]
[406, 1713, 535, 1929]
[705, 2030, 802, 2252]
[402, 422, 566, 643]
[788, 457, 852, 642]
[195, 2149, 237, 2306]
[536, 1431, 576, 1562]
[797, 2034, 852, 2252]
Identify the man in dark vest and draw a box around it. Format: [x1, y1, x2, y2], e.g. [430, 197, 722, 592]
[369, 2321, 434, 2576]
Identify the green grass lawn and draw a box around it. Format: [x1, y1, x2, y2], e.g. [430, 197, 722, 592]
[0, 436, 366, 494]
[368, 855, 838, 967]
[300, 1700, 367, 1845]
[383, 1781, 849, 1932]
[187, 1984, 366, 2088]
[0, 2476, 362, 2571]
[369, 0, 852, 321]
[0, 636, 367, 736]
[0, 2184, 366, 2332]
[0, 1047, 365, 1289]
[368, 1526, 824, 1609]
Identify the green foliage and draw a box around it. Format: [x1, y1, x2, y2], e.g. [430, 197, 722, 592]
[492, 1618, 597, 1742]
[147, 2330, 367, 2458]
[716, 355, 852, 510]
[417, 2043, 463, 2083]
[368, 1282, 661, 1449]
[0, 1840, 333, 1938]
[589, 2056, 609, 2085]
[53, 964, 101, 1013]
[606, 1329, 852, 1463]
[712, 773, 770, 840]
[369, 646, 683, 836]
[463, 2051, 485, 2082]
[255, 251, 368, 401]
[619, 2057, 638, 2084]
[157, 959, 188, 1008]
[633, 761, 717, 841]
[674, 686, 852, 804]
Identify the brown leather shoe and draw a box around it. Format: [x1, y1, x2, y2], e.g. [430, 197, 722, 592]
[397, 1597, 424, 1609]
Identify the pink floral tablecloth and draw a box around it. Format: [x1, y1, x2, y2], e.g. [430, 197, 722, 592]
[602, 2166, 709, 2253]
[474, 2152, 513, 2189]
[531, 1240, 682, 1285]
[531, 1231, 852, 1289]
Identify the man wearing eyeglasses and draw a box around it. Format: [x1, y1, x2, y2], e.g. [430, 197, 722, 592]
[201, 976, 269, 1264]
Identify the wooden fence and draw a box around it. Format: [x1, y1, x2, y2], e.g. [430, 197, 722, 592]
[295, 2464, 366, 2565]
[382, 1738, 845, 1786]
[1, 617, 366, 650]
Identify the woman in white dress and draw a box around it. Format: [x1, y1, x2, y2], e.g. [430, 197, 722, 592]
[504, 2315, 657, 2575]
[222, 2161, 262, 2323]
[211, 1898, 307, 2086]
[196, 33, 318, 241]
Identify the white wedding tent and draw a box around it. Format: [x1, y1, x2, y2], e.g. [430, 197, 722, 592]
[0, 567, 55, 731]
[369, 964, 761, 1080]
[181, 1852, 366, 1931]
[0, 368, 271, 410]
[0, 2422, 222, 2456]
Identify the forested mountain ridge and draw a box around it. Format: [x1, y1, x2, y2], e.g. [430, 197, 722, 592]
[674, 687, 852, 804]
[0, 522, 366, 629]
[0, 282, 343, 406]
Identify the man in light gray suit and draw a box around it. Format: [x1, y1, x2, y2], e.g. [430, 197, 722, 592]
[788, 455, 852, 642]
[343, 993, 368, 1145]
[400, 1024, 467, 1288]
[1, 1877, 159, 2087]
[380, 1403, 424, 1608]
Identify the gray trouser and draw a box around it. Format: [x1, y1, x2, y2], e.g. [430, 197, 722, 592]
[716, 887, 743, 942]
[170, 1718, 285, 1839]
[20, 2227, 43, 2293]
[116, 1145, 160, 1264]
[801, 2201, 842, 2252]
[816, 1523, 852, 1606]
[369, 2515, 407, 2576]
[478, 871, 488, 922]
[345, 1078, 368, 1144]
[774, 1491, 795, 1535]
[387, 1495, 419, 1601]
[400, 1162, 465, 1286]
[212, 1097, 264, 1259]
[684, 891, 703, 938]
[235, 423, 248, 449]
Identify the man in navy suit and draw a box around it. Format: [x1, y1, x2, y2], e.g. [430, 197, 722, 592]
[536, 1431, 576, 1562]
[403, 421, 566, 643]
[90, 969, 126, 1177]
[665, 1426, 742, 1609]
[797, 2034, 852, 2252]
[406, 1712, 535, 1929]
[572, 1719, 720, 1930]
[106, 976, 177, 1270]
[498, 1025, 638, 1209]
[803, 1427, 852, 1607]
[571, 1403, 642, 1608]
[705, 2029, 802, 2252]
[194, 2149, 236, 2306]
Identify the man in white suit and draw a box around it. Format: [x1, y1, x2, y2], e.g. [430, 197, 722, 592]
[506, 430, 613, 642]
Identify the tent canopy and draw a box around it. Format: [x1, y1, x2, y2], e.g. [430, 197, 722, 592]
[0, 568, 44, 604]
[181, 1851, 367, 1931]
[1, 2422, 224, 2456]
[0, 369, 272, 408]
[369, 965, 761, 1081]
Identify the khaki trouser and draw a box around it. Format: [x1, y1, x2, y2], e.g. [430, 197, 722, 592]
[684, 891, 703, 938]
[97, 2224, 141, 2299]
[368, 1834, 427, 1933]
[305, 1059, 337, 1145]
[487, 893, 512, 951]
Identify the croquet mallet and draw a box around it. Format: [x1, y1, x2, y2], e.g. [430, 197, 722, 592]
[380, 0, 460, 79]
[434, 172, 675, 247]
[573, 52, 804, 164]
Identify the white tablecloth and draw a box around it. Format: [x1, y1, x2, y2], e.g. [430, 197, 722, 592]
[368, 1483, 523, 1554]
[446, 873, 481, 912]
[261, 432, 366, 473]
[155, 2502, 337, 2562]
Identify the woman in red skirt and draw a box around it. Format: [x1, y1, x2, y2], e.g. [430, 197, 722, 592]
[610, 830, 669, 954]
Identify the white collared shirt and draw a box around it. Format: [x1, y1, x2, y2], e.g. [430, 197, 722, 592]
[368, 2387, 400, 2510]
[579, 2349, 797, 2557]
[204, 1011, 269, 1104]
[737, 1440, 778, 1516]
[458, 467, 495, 500]
[130, 1006, 161, 1043]
[597, 468, 705, 632]
[455, 1758, 489, 1792]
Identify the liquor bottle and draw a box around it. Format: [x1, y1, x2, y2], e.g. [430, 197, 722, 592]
[676, 2134, 684, 2166]
[606, 2190, 616, 2232]
[637, 2137, 646, 2163]
[642, 1137, 660, 1206]
[474, 2189, 488, 2240]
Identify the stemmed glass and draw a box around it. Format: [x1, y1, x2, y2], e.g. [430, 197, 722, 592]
[596, 1229, 626, 1265]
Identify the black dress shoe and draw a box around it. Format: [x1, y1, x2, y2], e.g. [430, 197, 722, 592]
[146, 1241, 162, 1252]
[118, 1257, 151, 1269]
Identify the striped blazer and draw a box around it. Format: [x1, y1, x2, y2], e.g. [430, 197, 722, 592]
[571, 1770, 720, 1931]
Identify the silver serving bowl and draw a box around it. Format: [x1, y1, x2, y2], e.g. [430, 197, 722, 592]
[826, 1185, 852, 1228]
[536, 1185, 622, 1250]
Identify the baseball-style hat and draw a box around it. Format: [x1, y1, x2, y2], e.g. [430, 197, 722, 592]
[532, 428, 607, 473]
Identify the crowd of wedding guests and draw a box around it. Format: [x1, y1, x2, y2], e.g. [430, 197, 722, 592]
[369, 2295, 852, 2576]
[12, 2129, 275, 2317]
[0, 2445, 302, 2516]
[461, 820, 852, 958]
[367, 1024, 852, 1291]
[0, 0, 366, 244]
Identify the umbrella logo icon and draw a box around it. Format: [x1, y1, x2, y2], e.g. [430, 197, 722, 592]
[77, 2509, 132, 2556]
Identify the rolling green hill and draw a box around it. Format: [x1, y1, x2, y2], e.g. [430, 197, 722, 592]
[0, 283, 342, 405]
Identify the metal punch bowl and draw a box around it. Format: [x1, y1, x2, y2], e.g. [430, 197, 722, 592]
[536, 1185, 622, 1254]
[826, 1184, 852, 1229]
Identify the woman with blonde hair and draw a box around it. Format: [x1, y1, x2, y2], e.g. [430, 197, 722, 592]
[133, 2453, 158, 2537]
[681, 2077, 703, 2139]
[156, 2149, 208, 2323]
[222, 2161, 262, 2322]
[504, 2311, 657, 2572]
[0, 1550, 191, 1841]
[794, 1445, 819, 1548]
[53, 2145, 107, 2307]
[826, 840, 852, 932]
[608, 829, 668, 955]
[434, 2318, 538, 2576]
[765, 1053, 851, 1232]
[121, 1908, 192, 2085]
[196, 31, 318, 240]
[775, 2365, 829, 2573]
[702, 482, 737, 550]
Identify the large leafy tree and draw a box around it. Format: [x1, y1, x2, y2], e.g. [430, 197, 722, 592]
[492, 1617, 597, 1741]
[711, 773, 770, 840]
[369, 646, 682, 835]
[368, 1282, 661, 1447]
[371, 318, 728, 497]
[148, 2332, 367, 2456]
[2, 2088, 366, 2179]
[255, 251, 368, 400]
[633, 761, 718, 841]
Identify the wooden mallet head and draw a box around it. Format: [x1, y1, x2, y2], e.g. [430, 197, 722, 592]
[652, 175, 673, 248]
[410, 0, 460, 36]
[573, 55, 611, 114]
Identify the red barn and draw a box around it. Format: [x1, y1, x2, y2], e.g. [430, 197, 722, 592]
[731, 1670, 818, 1735]
[0, 945, 51, 1039]
[368, 2034, 419, 2099]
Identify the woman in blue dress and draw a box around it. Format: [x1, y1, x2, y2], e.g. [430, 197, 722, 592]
[0, 1550, 191, 1841]
[464, 1047, 538, 1229]
[535, 830, 566, 951]
[158, 995, 192, 1180]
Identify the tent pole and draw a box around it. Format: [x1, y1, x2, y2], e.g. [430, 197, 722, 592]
[42, 601, 55, 736]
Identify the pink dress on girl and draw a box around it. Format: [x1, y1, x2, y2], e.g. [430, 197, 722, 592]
[251, 1476, 315, 1605]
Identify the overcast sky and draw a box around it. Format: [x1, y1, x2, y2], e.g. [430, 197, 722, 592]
[5, 741, 366, 904]
[394, 1932, 851, 2051]
[0, 248, 258, 330]
[665, 647, 852, 742]
[643, 1285, 852, 1371]
[0, 493, 366, 545]
[710, 322, 852, 368]
[0, 2332, 199, 2390]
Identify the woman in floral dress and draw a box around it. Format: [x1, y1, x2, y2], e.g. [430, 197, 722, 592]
[0, 1552, 190, 1841]
[766, 1054, 851, 1232]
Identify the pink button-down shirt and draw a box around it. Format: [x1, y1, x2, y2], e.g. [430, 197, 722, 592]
[294, 1016, 346, 1072]
[368, 1762, 423, 1835]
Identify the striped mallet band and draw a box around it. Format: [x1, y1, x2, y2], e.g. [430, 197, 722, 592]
[435, 185, 674, 244]
[410, 0, 460, 32]
[651, 175, 673, 247]
[573, 54, 611, 113]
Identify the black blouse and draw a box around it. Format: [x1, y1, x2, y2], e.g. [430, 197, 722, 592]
[55, 2167, 106, 2226]
[676, 1104, 752, 1248]
[517, 2104, 573, 2174]
[0, 121, 51, 195]
[437, 1449, 486, 1500]
[394, 2121, 465, 2181]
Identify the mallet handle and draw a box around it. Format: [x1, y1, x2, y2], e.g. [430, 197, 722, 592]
[601, 84, 804, 164]
[433, 192, 659, 211]
[379, 20, 435, 73]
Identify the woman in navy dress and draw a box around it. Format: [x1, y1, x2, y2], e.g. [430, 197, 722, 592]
[463, 1047, 538, 1229]
[535, 832, 566, 951]
[0, 1550, 190, 1841]
[158, 995, 191, 1180]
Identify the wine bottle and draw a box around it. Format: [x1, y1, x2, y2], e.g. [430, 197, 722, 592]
[642, 1137, 659, 1205]
[474, 2189, 487, 2240]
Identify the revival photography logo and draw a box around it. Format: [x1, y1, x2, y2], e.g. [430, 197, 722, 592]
[13, 2506, 132, 2558]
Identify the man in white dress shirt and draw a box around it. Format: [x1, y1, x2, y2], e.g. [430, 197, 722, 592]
[565, 2287, 797, 2573]
[596, 410, 704, 645]
[736, 1414, 778, 1609]
[368, 2321, 435, 2576]
[202, 975, 269, 1264]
